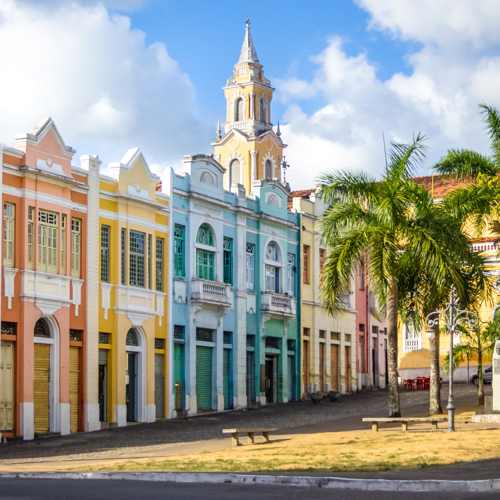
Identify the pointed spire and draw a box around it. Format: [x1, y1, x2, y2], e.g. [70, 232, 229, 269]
[238, 19, 259, 64]
[276, 121, 281, 138]
[216, 119, 222, 141]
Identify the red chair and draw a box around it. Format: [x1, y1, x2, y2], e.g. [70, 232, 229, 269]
[424, 378, 430, 390]
[406, 379, 415, 391]
[440, 377, 442, 388]
[416, 378, 425, 390]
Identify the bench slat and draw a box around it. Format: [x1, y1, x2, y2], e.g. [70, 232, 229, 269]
[362, 418, 446, 423]
[223, 428, 277, 433]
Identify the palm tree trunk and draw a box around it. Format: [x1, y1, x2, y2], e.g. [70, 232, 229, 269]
[387, 274, 401, 417]
[478, 351, 485, 406]
[429, 322, 443, 415]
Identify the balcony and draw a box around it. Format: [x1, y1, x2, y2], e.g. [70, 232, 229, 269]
[191, 278, 231, 308]
[261, 292, 296, 318]
[225, 120, 272, 136]
[404, 338, 422, 351]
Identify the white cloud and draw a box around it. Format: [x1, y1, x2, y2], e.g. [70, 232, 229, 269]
[0, 0, 210, 177]
[13, 0, 149, 12]
[278, 2, 500, 190]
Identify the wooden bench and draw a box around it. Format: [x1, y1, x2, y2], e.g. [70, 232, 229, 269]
[362, 417, 447, 432]
[223, 428, 277, 446]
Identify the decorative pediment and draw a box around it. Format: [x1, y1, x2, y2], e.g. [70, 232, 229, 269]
[108, 147, 160, 183]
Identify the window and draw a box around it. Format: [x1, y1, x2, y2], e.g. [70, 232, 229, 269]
[303, 327, 311, 338]
[28, 207, 34, 270]
[156, 237, 164, 291]
[71, 218, 81, 278]
[358, 259, 364, 290]
[319, 330, 326, 339]
[148, 234, 152, 289]
[303, 245, 310, 284]
[38, 210, 58, 274]
[359, 323, 365, 333]
[3, 203, 15, 267]
[61, 215, 66, 275]
[265, 160, 272, 180]
[129, 230, 145, 287]
[174, 325, 184, 340]
[196, 224, 214, 246]
[319, 248, 325, 282]
[101, 225, 110, 282]
[266, 241, 279, 261]
[174, 224, 185, 277]
[230, 160, 240, 188]
[259, 98, 266, 123]
[235, 98, 244, 122]
[331, 332, 340, 341]
[223, 237, 232, 284]
[287, 253, 295, 294]
[265, 241, 280, 293]
[121, 228, 126, 285]
[246, 243, 255, 290]
[196, 249, 214, 281]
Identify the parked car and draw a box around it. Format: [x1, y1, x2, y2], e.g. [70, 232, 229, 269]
[470, 366, 492, 385]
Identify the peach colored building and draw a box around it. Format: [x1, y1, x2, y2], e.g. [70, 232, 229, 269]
[0, 118, 94, 440]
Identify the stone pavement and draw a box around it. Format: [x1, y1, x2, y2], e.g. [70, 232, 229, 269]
[0, 384, 486, 471]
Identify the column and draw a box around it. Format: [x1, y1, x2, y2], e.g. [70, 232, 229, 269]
[81, 154, 102, 432]
[249, 92, 255, 119]
[226, 96, 230, 122]
[250, 150, 258, 182]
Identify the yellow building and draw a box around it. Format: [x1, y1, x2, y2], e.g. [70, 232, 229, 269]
[289, 189, 358, 395]
[212, 20, 286, 194]
[95, 148, 171, 427]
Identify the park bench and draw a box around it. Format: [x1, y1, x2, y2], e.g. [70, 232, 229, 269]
[223, 428, 277, 446]
[362, 417, 447, 432]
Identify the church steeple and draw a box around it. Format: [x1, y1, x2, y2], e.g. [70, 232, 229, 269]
[212, 21, 287, 195]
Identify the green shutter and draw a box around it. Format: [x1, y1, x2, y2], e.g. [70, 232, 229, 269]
[174, 344, 183, 386]
[287, 356, 293, 401]
[174, 224, 185, 277]
[196, 346, 212, 410]
[196, 249, 214, 281]
[223, 349, 230, 409]
[223, 238, 232, 284]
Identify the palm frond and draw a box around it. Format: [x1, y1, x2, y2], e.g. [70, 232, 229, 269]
[434, 149, 497, 178]
[480, 103, 500, 165]
[316, 169, 378, 205]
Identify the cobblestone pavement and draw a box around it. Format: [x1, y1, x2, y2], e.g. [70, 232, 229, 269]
[0, 384, 479, 464]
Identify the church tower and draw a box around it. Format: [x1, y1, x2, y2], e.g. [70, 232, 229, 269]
[212, 20, 287, 194]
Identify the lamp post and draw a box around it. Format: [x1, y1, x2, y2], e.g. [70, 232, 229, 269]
[424, 286, 479, 432]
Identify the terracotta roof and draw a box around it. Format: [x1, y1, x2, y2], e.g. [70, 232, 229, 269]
[411, 174, 473, 199]
[470, 236, 499, 243]
[287, 189, 316, 209]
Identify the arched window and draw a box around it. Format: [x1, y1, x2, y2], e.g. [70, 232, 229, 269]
[259, 99, 266, 123]
[266, 242, 279, 262]
[34, 318, 51, 338]
[196, 224, 214, 246]
[235, 98, 244, 122]
[126, 329, 139, 346]
[265, 242, 280, 293]
[230, 159, 240, 187]
[265, 160, 272, 180]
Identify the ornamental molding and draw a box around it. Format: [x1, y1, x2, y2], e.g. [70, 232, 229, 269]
[193, 203, 222, 217]
[230, 90, 248, 104]
[3, 267, 18, 309]
[261, 152, 277, 178]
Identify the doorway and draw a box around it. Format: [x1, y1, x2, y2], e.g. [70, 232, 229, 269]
[246, 351, 255, 403]
[0, 340, 15, 432]
[98, 349, 108, 422]
[126, 352, 138, 422]
[265, 356, 277, 403]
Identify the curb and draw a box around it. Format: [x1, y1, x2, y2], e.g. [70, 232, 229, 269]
[0, 471, 499, 492]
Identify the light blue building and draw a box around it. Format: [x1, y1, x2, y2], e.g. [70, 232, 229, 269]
[170, 154, 300, 415]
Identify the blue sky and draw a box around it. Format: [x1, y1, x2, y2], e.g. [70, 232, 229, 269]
[1, 0, 500, 189]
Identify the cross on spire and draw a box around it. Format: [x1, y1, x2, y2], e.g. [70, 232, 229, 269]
[245, 19, 250, 29]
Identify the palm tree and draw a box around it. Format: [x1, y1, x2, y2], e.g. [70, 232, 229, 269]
[444, 317, 500, 406]
[435, 104, 500, 178]
[317, 135, 479, 417]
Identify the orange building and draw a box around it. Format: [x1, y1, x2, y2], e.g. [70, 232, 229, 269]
[0, 118, 92, 439]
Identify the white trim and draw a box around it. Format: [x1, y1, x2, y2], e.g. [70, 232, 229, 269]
[99, 209, 169, 233]
[125, 327, 147, 423]
[108, 147, 160, 183]
[2, 185, 87, 213]
[261, 153, 277, 180]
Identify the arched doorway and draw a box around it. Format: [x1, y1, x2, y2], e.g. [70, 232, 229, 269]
[125, 328, 145, 422]
[33, 317, 59, 434]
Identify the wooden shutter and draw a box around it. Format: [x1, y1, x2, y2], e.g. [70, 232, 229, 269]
[3, 203, 15, 267]
[0, 341, 15, 432]
[71, 218, 81, 278]
[34, 344, 50, 434]
[155, 354, 165, 419]
[223, 349, 230, 410]
[330, 344, 339, 391]
[196, 347, 212, 410]
[345, 346, 350, 392]
[319, 343, 325, 392]
[174, 344, 184, 411]
[69, 346, 80, 433]
[302, 340, 309, 393]
[287, 355, 293, 400]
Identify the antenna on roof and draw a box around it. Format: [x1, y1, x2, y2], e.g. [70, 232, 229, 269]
[382, 132, 388, 171]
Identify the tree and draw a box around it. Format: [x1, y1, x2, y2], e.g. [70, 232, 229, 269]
[317, 135, 478, 417]
[444, 317, 500, 406]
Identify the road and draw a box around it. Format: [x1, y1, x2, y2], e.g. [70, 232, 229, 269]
[0, 479, 498, 500]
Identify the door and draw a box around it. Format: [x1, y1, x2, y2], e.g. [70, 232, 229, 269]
[69, 346, 80, 433]
[330, 344, 339, 391]
[246, 351, 254, 403]
[98, 349, 108, 422]
[155, 354, 165, 418]
[126, 353, 138, 422]
[319, 343, 325, 392]
[372, 345, 376, 382]
[174, 343, 184, 411]
[302, 340, 309, 394]
[0, 341, 14, 432]
[345, 346, 350, 392]
[196, 346, 212, 410]
[265, 358, 274, 403]
[287, 355, 293, 401]
[34, 343, 50, 434]
[223, 349, 231, 410]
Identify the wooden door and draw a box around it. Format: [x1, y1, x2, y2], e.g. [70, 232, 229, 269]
[0, 341, 15, 432]
[69, 346, 80, 433]
[196, 347, 212, 410]
[345, 346, 350, 392]
[319, 343, 325, 392]
[330, 344, 339, 391]
[34, 344, 50, 434]
[302, 340, 309, 394]
[155, 354, 165, 418]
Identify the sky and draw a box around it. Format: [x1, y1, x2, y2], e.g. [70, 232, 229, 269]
[1, 0, 500, 190]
